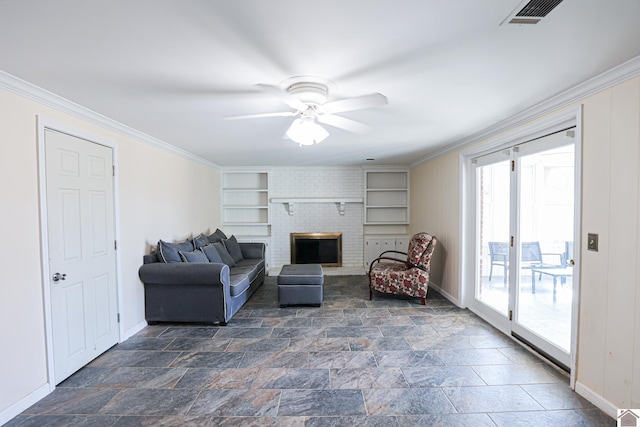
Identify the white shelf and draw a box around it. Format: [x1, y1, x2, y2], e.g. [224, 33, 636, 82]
[223, 189, 269, 192]
[364, 170, 409, 225]
[270, 198, 363, 204]
[270, 197, 363, 216]
[222, 171, 270, 232]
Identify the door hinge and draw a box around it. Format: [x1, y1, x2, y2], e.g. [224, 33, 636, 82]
[509, 310, 513, 321]
[511, 160, 515, 171]
[114, 240, 117, 250]
[510, 236, 514, 247]
[117, 313, 120, 323]
[112, 165, 115, 176]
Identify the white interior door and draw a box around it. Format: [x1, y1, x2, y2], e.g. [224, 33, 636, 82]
[45, 129, 119, 384]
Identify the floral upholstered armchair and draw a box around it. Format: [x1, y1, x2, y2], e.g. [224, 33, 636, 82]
[368, 232, 437, 305]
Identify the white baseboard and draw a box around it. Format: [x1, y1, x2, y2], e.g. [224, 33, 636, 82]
[574, 381, 617, 419]
[0, 383, 51, 426]
[123, 319, 148, 341]
[429, 282, 461, 307]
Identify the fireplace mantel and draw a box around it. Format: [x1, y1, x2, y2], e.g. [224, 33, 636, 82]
[270, 197, 363, 216]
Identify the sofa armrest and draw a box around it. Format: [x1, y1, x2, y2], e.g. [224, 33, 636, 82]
[239, 242, 265, 260]
[139, 262, 230, 286]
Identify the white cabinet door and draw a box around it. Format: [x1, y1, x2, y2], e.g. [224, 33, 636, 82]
[364, 238, 381, 268]
[381, 238, 396, 253]
[395, 236, 410, 253]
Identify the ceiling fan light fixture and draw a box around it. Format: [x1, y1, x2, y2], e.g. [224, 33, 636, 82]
[287, 82, 328, 105]
[286, 116, 329, 146]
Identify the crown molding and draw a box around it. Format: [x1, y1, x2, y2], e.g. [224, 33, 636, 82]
[411, 54, 640, 167]
[0, 70, 220, 169]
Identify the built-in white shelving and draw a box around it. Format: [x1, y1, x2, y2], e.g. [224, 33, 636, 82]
[221, 171, 270, 233]
[364, 170, 409, 225]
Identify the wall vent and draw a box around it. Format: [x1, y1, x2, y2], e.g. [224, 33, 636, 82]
[501, 0, 564, 25]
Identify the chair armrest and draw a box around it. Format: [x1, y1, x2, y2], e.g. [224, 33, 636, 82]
[379, 250, 407, 258]
[139, 262, 230, 286]
[368, 256, 409, 277]
[492, 254, 507, 262]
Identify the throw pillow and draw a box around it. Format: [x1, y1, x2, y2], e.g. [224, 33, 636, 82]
[192, 233, 210, 249]
[213, 241, 236, 267]
[201, 243, 224, 263]
[179, 249, 209, 263]
[206, 228, 227, 244]
[158, 239, 195, 263]
[223, 235, 244, 263]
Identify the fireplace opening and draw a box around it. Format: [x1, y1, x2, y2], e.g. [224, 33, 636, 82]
[291, 232, 342, 267]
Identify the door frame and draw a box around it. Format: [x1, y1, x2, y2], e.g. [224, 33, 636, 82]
[37, 116, 123, 390]
[459, 106, 582, 386]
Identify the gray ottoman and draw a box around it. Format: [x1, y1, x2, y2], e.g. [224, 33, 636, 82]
[278, 264, 324, 307]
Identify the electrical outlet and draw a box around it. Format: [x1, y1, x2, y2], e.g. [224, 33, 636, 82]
[587, 233, 598, 251]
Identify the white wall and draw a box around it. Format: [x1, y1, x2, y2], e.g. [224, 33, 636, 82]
[409, 75, 640, 414]
[0, 85, 220, 423]
[577, 76, 640, 412]
[269, 168, 364, 269]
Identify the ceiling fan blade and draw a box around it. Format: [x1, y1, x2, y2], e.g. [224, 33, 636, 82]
[317, 114, 371, 134]
[223, 111, 298, 120]
[255, 84, 307, 110]
[323, 93, 388, 114]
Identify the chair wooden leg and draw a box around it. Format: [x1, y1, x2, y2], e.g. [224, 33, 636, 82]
[420, 296, 426, 305]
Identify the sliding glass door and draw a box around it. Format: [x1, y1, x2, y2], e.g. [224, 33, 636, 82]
[474, 150, 511, 319]
[471, 130, 576, 368]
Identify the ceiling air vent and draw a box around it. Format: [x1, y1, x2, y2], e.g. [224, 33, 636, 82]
[501, 0, 564, 25]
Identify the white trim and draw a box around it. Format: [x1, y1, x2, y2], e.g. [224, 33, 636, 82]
[123, 320, 149, 341]
[575, 381, 617, 419]
[569, 107, 583, 389]
[428, 282, 460, 307]
[0, 383, 51, 426]
[460, 107, 580, 159]
[36, 116, 124, 388]
[412, 54, 640, 166]
[0, 70, 219, 169]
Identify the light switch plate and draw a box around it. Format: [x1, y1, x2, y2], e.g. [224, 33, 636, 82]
[587, 233, 598, 251]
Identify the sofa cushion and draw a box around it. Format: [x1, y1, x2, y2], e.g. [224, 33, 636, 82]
[179, 249, 209, 263]
[229, 273, 250, 297]
[206, 228, 227, 244]
[213, 242, 236, 267]
[158, 239, 195, 263]
[223, 236, 244, 263]
[192, 234, 210, 249]
[201, 244, 224, 263]
[234, 259, 265, 282]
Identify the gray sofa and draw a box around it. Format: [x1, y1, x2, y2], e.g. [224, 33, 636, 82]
[138, 241, 265, 325]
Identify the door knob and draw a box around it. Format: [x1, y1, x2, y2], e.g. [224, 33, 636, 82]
[52, 272, 67, 282]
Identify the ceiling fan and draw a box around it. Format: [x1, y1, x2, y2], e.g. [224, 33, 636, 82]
[223, 76, 388, 146]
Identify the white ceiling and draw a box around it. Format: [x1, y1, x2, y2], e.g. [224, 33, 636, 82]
[1, 0, 639, 167]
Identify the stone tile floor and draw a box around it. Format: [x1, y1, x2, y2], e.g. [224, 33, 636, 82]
[7, 275, 614, 426]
